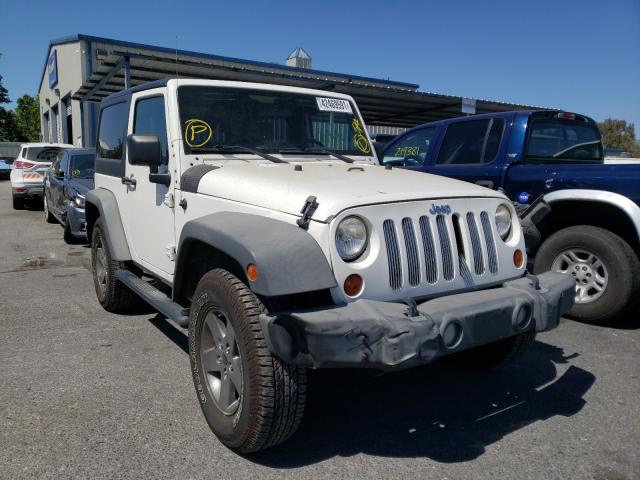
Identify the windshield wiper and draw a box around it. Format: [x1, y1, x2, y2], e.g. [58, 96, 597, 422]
[277, 147, 355, 163]
[191, 145, 288, 164]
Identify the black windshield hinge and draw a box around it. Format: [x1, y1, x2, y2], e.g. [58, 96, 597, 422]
[296, 195, 319, 230]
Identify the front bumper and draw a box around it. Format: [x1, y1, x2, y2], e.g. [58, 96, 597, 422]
[260, 272, 575, 370]
[66, 205, 87, 239]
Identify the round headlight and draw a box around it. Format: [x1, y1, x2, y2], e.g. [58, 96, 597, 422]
[495, 204, 512, 240]
[335, 216, 368, 261]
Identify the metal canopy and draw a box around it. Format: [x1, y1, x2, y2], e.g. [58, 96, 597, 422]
[69, 35, 546, 128]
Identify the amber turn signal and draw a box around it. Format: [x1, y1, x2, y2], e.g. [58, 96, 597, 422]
[513, 249, 524, 269]
[247, 263, 259, 281]
[343, 274, 364, 297]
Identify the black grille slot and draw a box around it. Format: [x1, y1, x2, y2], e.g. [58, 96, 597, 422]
[466, 212, 485, 275]
[436, 214, 454, 281]
[401, 218, 421, 286]
[419, 216, 438, 283]
[383, 219, 403, 289]
[480, 211, 499, 274]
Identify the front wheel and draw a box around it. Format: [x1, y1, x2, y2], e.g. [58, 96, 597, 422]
[534, 225, 640, 324]
[189, 268, 306, 453]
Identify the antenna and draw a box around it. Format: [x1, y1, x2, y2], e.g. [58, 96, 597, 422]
[175, 35, 179, 80]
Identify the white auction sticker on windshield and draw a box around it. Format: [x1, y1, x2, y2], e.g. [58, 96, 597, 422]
[316, 97, 353, 113]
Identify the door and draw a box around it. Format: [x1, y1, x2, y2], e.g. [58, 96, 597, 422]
[45, 156, 62, 216]
[424, 118, 508, 190]
[119, 91, 175, 275]
[55, 152, 69, 214]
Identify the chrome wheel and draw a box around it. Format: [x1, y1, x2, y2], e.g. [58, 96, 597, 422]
[200, 308, 242, 415]
[94, 236, 108, 294]
[551, 248, 608, 304]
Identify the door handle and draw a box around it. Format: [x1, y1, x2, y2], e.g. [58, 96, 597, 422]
[475, 180, 495, 189]
[121, 176, 137, 186]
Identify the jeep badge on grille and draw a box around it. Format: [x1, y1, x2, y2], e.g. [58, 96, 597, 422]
[429, 204, 452, 215]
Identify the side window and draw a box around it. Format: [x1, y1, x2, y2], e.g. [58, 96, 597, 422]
[483, 119, 505, 163]
[382, 127, 437, 166]
[437, 120, 491, 165]
[58, 153, 69, 176]
[97, 102, 128, 160]
[133, 96, 168, 165]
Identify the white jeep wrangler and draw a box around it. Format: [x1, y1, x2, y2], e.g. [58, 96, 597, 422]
[86, 79, 574, 453]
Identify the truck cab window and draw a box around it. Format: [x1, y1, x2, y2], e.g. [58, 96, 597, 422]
[437, 120, 493, 165]
[382, 127, 437, 166]
[526, 118, 602, 161]
[133, 96, 169, 165]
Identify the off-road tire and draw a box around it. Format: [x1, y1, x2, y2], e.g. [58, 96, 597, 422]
[90, 218, 139, 312]
[459, 331, 537, 370]
[43, 192, 56, 223]
[12, 195, 24, 210]
[189, 268, 306, 453]
[534, 225, 640, 324]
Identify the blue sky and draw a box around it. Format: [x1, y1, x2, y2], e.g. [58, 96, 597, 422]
[1, 0, 639, 130]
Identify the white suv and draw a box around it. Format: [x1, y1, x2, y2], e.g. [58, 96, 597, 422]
[10, 143, 73, 209]
[85, 79, 575, 453]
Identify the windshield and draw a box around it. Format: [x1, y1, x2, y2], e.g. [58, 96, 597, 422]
[526, 118, 603, 161]
[178, 86, 372, 157]
[25, 147, 64, 162]
[69, 154, 95, 179]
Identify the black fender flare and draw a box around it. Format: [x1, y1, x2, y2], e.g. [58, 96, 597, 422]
[85, 188, 132, 261]
[174, 212, 337, 299]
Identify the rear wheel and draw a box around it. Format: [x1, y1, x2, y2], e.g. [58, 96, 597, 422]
[43, 192, 56, 223]
[534, 225, 640, 324]
[90, 218, 139, 312]
[12, 195, 24, 210]
[189, 268, 306, 453]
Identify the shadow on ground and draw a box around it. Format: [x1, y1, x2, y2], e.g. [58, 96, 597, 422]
[149, 316, 595, 467]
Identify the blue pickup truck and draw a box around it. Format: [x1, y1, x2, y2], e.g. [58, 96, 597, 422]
[381, 110, 640, 324]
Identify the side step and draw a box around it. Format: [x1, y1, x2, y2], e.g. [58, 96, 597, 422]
[115, 269, 190, 327]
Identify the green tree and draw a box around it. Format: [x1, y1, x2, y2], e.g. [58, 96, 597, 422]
[0, 74, 9, 104]
[14, 95, 40, 142]
[598, 118, 640, 157]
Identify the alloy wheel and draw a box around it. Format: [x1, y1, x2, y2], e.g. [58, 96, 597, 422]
[551, 248, 608, 303]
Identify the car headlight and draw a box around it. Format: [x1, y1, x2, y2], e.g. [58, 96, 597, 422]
[335, 216, 368, 261]
[74, 195, 85, 208]
[495, 204, 512, 240]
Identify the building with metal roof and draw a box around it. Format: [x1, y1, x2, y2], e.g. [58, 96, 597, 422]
[38, 34, 546, 147]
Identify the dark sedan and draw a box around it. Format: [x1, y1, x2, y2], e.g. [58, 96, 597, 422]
[43, 148, 95, 243]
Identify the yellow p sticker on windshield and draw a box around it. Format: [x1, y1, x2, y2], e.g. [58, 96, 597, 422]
[184, 119, 213, 148]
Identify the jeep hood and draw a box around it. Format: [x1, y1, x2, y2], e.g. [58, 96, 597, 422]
[193, 161, 503, 221]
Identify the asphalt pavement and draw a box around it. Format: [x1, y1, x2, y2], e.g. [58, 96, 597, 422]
[1, 181, 639, 480]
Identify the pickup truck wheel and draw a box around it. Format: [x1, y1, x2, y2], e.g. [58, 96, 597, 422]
[43, 193, 56, 223]
[534, 225, 640, 324]
[90, 218, 139, 312]
[457, 332, 536, 370]
[189, 268, 306, 453]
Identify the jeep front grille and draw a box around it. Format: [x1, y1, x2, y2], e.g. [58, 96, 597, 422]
[383, 210, 499, 290]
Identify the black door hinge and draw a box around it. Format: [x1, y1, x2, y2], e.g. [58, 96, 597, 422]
[296, 195, 319, 230]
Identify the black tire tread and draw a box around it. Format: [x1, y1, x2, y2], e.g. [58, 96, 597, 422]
[192, 269, 306, 453]
[12, 195, 24, 210]
[91, 218, 139, 312]
[534, 225, 639, 324]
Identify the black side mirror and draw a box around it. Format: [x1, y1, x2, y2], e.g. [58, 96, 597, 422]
[127, 134, 161, 173]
